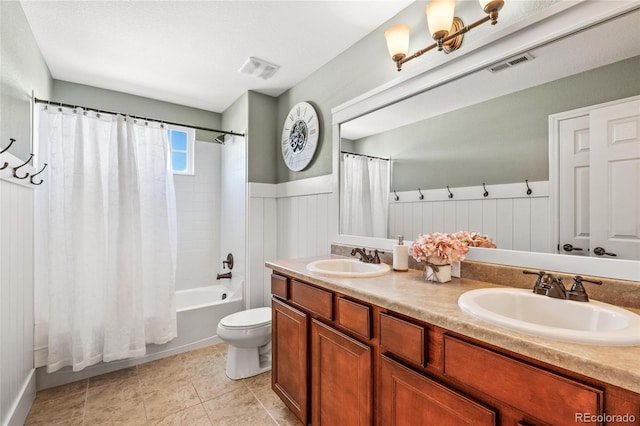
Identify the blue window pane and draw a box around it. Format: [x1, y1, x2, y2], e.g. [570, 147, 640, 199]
[172, 152, 187, 171]
[171, 130, 188, 151]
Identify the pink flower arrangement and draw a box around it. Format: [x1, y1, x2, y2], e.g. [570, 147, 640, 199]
[410, 231, 497, 265]
[410, 232, 469, 264]
[454, 231, 497, 248]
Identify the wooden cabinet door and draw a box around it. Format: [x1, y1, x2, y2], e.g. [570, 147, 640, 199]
[272, 298, 309, 424]
[379, 355, 496, 426]
[311, 319, 372, 426]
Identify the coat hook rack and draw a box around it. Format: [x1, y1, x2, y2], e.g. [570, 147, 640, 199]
[1, 138, 15, 154]
[482, 183, 489, 197]
[446, 185, 454, 199]
[393, 189, 399, 201]
[0, 138, 16, 170]
[30, 163, 48, 185]
[525, 179, 532, 195]
[418, 188, 424, 200]
[13, 153, 34, 179]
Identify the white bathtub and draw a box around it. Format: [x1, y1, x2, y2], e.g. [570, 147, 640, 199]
[176, 283, 241, 312]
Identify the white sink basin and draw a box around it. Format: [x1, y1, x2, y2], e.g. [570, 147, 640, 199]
[306, 259, 390, 278]
[458, 288, 640, 346]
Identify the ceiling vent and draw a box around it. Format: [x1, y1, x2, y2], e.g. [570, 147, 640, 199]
[487, 53, 534, 73]
[238, 57, 280, 80]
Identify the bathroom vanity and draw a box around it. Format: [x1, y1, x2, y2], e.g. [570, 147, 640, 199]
[268, 256, 640, 426]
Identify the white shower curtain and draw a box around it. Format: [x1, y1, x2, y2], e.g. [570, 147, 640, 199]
[341, 154, 389, 238]
[34, 105, 178, 372]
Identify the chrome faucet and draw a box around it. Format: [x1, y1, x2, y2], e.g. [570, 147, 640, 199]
[350, 248, 383, 264]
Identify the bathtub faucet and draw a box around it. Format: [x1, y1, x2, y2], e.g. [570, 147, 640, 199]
[217, 271, 232, 280]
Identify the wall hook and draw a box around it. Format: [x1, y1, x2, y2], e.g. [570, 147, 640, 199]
[30, 163, 48, 185]
[446, 186, 453, 199]
[525, 179, 532, 195]
[418, 188, 424, 200]
[1, 138, 15, 154]
[393, 189, 399, 201]
[482, 183, 489, 197]
[13, 153, 34, 180]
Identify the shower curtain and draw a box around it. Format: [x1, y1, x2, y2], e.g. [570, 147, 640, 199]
[34, 105, 178, 372]
[341, 154, 389, 238]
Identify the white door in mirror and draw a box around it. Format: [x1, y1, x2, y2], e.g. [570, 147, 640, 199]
[281, 102, 319, 172]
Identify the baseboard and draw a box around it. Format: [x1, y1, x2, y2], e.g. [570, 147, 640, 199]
[4, 368, 36, 426]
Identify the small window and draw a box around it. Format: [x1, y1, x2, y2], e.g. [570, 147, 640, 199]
[167, 125, 195, 175]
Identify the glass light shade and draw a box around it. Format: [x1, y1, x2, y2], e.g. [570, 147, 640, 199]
[384, 24, 411, 59]
[426, 0, 456, 39]
[479, 0, 505, 13]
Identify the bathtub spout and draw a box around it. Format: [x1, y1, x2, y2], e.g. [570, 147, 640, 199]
[217, 271, 232, 280]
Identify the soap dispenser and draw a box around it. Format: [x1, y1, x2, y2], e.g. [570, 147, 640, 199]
[393, 235, 409, 272]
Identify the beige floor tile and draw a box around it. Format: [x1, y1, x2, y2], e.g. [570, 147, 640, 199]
[190, 367, 247, 403]
[89, 366, 139, 389]
[25, 391, 86, 425]
[151, 403, 212, 426]
[84, 381, 146, 424]
[33, 379, 88, 403]
[250, 385, 303, 426]
[242, 371, 271, 391]
[202, 387, 271, 426]
[137, 355, 191, 390]
[143, 382, 201, 421]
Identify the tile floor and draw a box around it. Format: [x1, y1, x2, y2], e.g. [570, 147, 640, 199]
[25, 343, 302, 425]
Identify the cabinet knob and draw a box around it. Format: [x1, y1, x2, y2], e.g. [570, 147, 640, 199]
[593, 247, 617, 257]
[562, 243, 583, 252]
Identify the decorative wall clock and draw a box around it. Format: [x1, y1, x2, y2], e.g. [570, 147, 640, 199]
[281, 101, 319, 171]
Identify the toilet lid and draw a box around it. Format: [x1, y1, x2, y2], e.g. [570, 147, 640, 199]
[220, 307, 272, 329]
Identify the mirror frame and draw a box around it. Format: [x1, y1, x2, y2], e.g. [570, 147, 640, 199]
[331, 1, 640, 281]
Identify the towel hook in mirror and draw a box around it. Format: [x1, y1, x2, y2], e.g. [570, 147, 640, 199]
[446, 185, 453, 199]
[13, 153, 34, 179]
[1, 138, 15, 155]
[525, 179, 532, 195]
[418, 188, 424, 200]
[30, 163, 48, 185]
[393, 189, 399, 201]
[482, 183, 489, 197]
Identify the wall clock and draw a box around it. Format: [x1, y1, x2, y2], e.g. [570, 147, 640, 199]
[281, 101, 319, 171]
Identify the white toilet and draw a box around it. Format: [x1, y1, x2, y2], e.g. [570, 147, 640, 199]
[216, 307, 272, 380]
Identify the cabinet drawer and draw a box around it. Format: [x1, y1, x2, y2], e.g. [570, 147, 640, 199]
[380, 355, 496, 425]
[337, 297, 371, 339]
[271, 274, 288, 299]
[380, 313, 427, 366]
[443, 335, 603, 425]
[290, 280, 333, 320]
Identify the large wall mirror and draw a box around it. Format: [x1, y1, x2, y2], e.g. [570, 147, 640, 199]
[333, 2, 640, 280]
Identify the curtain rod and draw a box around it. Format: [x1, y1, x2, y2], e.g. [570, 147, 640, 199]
[33, 97, 245, 137]
[341, 151, 389, 161]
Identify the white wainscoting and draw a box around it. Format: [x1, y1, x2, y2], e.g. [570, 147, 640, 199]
[247, 175, 332, 308]
[389, 181, 551, 253]
[0, 154, 37, 426]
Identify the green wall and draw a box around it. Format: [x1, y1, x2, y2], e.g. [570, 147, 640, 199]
[1, 1, 52, 161]
[352, 56, 640, 191]
[274, 0, 562, 184]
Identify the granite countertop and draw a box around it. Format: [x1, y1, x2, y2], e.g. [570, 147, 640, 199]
[266, 255, 640, 394]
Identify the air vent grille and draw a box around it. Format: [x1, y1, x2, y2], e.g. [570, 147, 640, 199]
[238, 57, 280, 80]
[487, 53, 534, 73]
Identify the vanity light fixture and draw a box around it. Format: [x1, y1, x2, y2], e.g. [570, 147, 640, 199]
[384, 0, 505, 71]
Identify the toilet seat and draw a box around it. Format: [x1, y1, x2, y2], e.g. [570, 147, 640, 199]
[219, 307, 271, 329]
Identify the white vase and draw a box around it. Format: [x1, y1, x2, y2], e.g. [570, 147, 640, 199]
[423, 257, 452, 283]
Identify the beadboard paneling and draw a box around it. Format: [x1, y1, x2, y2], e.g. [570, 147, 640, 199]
[388, 182, 551, 253]
[0, 177, 36, 426]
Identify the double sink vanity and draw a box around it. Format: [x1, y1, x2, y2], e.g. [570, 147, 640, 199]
[267, 255, 640, 425]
